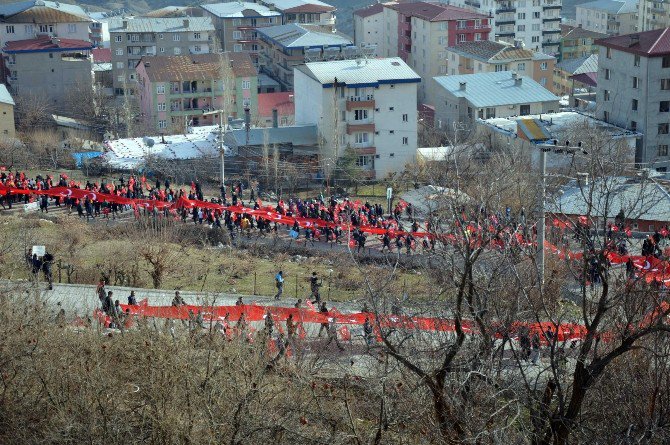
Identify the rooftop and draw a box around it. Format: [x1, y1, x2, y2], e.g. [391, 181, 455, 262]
[296, 57, 420, 87]
[138, 52, 256, 82]
[108, 17, 215, 33]
[0, 0, 90, 23]
[3, 36, 93, 53]
[385, 1, 489, 22]
[141, 6, 201, 18]
[260, 0, 335, 13]
[595, 28, 670, 57]
[257, 23, 351, 49]
[560, 24, 608, 40]
[556, 54, 598, 74]
[448, 40, 554, 63]
[92, 47, 111, 63]
[433, 71, 558, 108]
[258, 92, 295, 117]
[577, 0, 637, 14]
[0, 84, 15, 106]
[199, 2, 281, 18]
[224, 125, 318, 147]
[353, 2, 386, 18]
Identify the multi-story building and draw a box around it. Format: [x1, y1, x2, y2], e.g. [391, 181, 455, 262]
[576, 0, 638, 35]
[257, 23, 352, 90]
[596, 28, 670, 169]
[638, 0, 670, 31]
[258, 0, 336, 29]
[445, 40, 556, 91]
[294, 57, 420, 179]
[109, 17, 215, 96]
[381, 2, 491, 103]
[553, 54, 598, 95]
[0, 84, 15, 138]
[432, 71, 559, 129]
[448, 0, 562, 56]
[353, 2, 387, 48]
[136, 52, 258, 132]
[200, 2, 281, 67]
[559, 24, 607, 61]
[3, 36, 93, 107]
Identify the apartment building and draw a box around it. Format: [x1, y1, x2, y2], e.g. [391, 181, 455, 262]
[596, 28, 670, 169]
[257, 23, 352, 91]
[559, 24, 607, 61]
[448, 0, 562, 56]
[109, 17, 215, 96]
[353, 2, 386, 48]
[638, 0, 670, 31]
[576, 0, 638, 35]
[3, 36, 93, 108]
[0, 84, 15, 138]
[136, 52, 258, 133]
[200, 2, 280, 67]
[445, 40, 556, 91]
[294, 57, 420, 179]
[258, 0, 336, 30]
[381, 2, 491, 103]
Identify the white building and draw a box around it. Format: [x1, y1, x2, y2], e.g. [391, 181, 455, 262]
[432, 71, 560, 129]
[353, 2, 387, 49]
[294, 57, 420, 179]
[576, 0, 638, 35]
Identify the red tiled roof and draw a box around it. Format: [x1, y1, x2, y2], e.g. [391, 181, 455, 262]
[3, 36, 92, 53]
[92, 48, 111, 63]
[283, 3, 335, 12]
[595, 28, 670, 57]
[386, 1, 489, 21]
[354, 2, 385, 18]
[258, 92, 295, 117]
[571, 72, 598, 87]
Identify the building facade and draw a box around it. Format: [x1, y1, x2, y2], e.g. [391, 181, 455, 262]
[136, 52, 258, 132]
[353, 3, 386, 48]
[381, 2, 491, 103]
[559, 24, 607, 61]
[294, 57, 420, 179]
[109, 17, 215, 96]
[0, 84, 15, 138]
[576, 0, 638, 35]
[638, 0, 670, 31]
[596, 28, 670, 169]
[257, 23, 352, 91]
[445, 40, 556, 91]
[257, 0, 336, 29]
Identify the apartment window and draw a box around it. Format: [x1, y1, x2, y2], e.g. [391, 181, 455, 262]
[475, 19, 481, 29]
[5, 25, 14, 34]
[475, 33, 482, 41]
[234, 44, 242, 52]
[630, 121, 637, 131]
[24, 24, 33, 34]
[661, 101, 670, 112]
[402, 137, 408, 145]
[389, 106, 394, 110]
[659, 145, 669, 156]
[540, 62, 548, 70]
[354, 109, 368, 120]
[520, 104, 531, 115]
[194, 45, 201, 52]
[541, 77, 547, 86]
[115, 61, 122, 69]
[632, 99, 638, 111]
[440, 22, 447, 31]
[402, 113, 408, 122]
[38, 24, 53, 33]
[194, 32, 201, 39]
[532, 24, 540, 31]
[357, 155, 372, 167]
[174, 47, 181, 55]
[157, 85, 165, 94]
[495, 64, 507, 72]
[242, 80, 251, 89]
[604, 68, 610, 80]
[115, 35, 122, 42]
[659, 123, 669, 134]
[533, 11, 540, 18]
[518, 12, 526, 19]
[117, 75, 124, 82]
[632, 76, 640, 88]
[438, 36, 447, 45]
[159, 33, 164, 39]
[129, 34, 138, 42]
[116, 48, 123, 55]
[517, 62, 526, 71]
[173, 34, 181, 42]
[662, 79, 670, 90]
[157, 103, 166, 111]
[233, 31, 242, 39]
[233, 19, 241, 26]
[517, 25, 525, 32]
[160, 47, 165, 53]
[129, 73, 135, 81]
[458, 34, 466, 42]
[606, 47, 611, 59]
[389, 130, 395, 134]
[532, 36, 540, 43]
[663, 56, 670, 68]
[158, 120, 167, 129]
[354, 132, 369, 144]
[603, 89, 610, 101]
[457, 20, 466, 29]
[634, 55, 640, 66]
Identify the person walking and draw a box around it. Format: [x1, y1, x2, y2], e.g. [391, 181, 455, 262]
[324, 317, 345, 351]
[317, 302, 329, 337]
[309, 272, 321, 303]
[363, 317, 374, 346]
[274, 271, 284, 300]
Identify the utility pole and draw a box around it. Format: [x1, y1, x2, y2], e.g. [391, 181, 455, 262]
[538, 145, 548, 285]
[219, 111, 225, 189]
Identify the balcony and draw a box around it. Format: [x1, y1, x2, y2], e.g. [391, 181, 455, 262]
[346, 98, 375, 111]
[495, 7, 516, 12]
[354, 146, 376, 155]
[346, 123, 375, 134]
[650, 6, 666, 13]
[496, 19, 515, 25]
[464, 0, 481, 7]
[542, 17, 561, 22]
[497, 32, 515, 37]
[542, 40, 560, 46]
[542, 29, 561, 35]
[543, 4, 561, 9]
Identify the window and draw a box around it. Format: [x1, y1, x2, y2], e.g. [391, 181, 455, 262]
[115, 35, 122, 42]
[659, 123, 669, 134]
[604, 68, 610, 80]
[389, 130, 395, 134]
[117, 75, 124, 82]
[520, 104, 531, 115]
[5, 25, 15, 34]
[603, 111, 609, 122]
[38, 24, 53, 33]
[517, 62, 526, 71]
[634, 55, 640, 66]
[659, 145, 669, 156]
[518, 12, 526, 19]
[402, 137, 408, 145]
[402, 113, 408, 122]
[630, 121, 637, 131]
[458, 34, 466, 42]
[173, 47, 181, 55]
[354, 132, 369, 144]
[389, 106, 394, 111]
[160, 47, 165, 53]
[475, 33, 482, 41]
[661, 101, 670, 112]
[129, 73, 135, 81]
[663, 79, 670, 90]
[532, 36, 540, 43]
[159, 33, 164, 39]
[194, 32, 201, 39]
[517, 25, 525, 32]
[194, 45, 201, 52]
[157, 85, 165, 94]
[664, 56, 670, 68]
[158, 120, 167, 129]
[242, 80, 251, 89]
[24, 24, 33, 34]
[533, 11, 540, 18]
[233, 31, 242, 39]
[540, 62, 548, 70]
[157, 103, 166, 111]
[606, 47, 611, 59]
[356, 155, 372, 167]
[438, 36, 447, 45]
[173, 34, 180, 41]
[116, 48, 123, 55]
[440, 22, 447, 31]
[233, 19, 241, 26]
[532, 24, 540, 31]
[632, 76, 639, 88]
[540, 77, 547, 86]
[457, 20, 466, 29]
[234, 44, 242, 52]
[354, 109, 368, 120]
[475, 19, 481, 29]
[603, 89, 610, 101]
[632, 99, 638, 111]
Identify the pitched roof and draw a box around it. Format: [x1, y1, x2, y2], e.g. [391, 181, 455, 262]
[108, 17, 215, 33]
[0, 84, 15, 106]
[138, 52, 256, 82]
[261, 0, 335, 13]
[141, 6, 200, 18]
[0, 0, 90, 22]
[556, 54, 598, 74]
[571, 71, 598, 87]
[92, 47, 111, 63]
[385, 1, 489, 21]
[448, 40, 553, 63]
[595, 28, 670, 57]
[3, 36, 92, 53]
[199, 2, 281, 18]
[257, 23, 351, 48]
[577, 0, 637, 14]
[297, 57, 421, 87]
[433, 71, 559, 108]
[354, 2, 385, 18]
[258, 92, 295, 117]
[560, 24, 608, 40]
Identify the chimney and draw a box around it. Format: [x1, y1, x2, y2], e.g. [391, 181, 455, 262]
[183, 19, 189, 28]
[272, 108, 278, 128]
[122, 20, 128, 29]
[459, 81, 466, 90]
[511, 71, 518, 80]
[629, 34, 640, 46]
[515, 77, 522, 86]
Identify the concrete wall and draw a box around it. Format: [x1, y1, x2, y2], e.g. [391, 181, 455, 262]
[0, 21, 92, 47]
[0, 102, 15, 138]
[354, 10, 385, 47]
